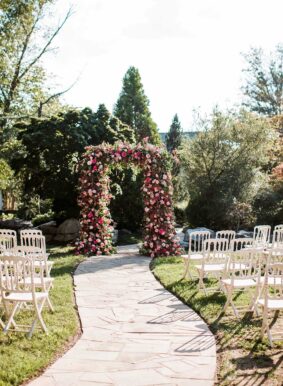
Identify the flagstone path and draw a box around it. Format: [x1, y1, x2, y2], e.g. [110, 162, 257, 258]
[30, 245, 216, 385]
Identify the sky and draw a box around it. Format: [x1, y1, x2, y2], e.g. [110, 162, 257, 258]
[42, 0, 283, 132]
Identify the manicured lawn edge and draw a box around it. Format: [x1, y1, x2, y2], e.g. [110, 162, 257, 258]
[150, 256, 283, 386]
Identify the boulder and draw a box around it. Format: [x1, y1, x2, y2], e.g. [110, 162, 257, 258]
[112, 229, 118, 244]
[0, 218, 33, 232]
[236, 230, 254, 238]
[54, 218, 80, 242]
[181, 227, 215, 248]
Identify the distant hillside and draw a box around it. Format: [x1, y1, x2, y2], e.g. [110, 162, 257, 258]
[159, 131, 198, 143]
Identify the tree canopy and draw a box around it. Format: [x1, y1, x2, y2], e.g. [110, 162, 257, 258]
[114, 66, 160, 145]
[242, 45, 283, 116]
[12, 106, 135, 217]
[0, 0, 71, 140]
[179, 109, 275, 229]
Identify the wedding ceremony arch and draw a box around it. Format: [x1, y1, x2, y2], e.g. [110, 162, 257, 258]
[76, 140, 181, 257]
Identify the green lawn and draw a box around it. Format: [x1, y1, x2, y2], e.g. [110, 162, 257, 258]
[0, 246, 84, 386]
[116, 230, 142, 245]
[151, 256, 283, 386]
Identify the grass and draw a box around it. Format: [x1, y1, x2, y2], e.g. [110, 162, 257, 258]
[151, 256, 283, 386]
[0, 245, 84, 386]
[116, 230, 142, 245]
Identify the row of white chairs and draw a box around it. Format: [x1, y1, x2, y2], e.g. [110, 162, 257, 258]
[0, 229, 53, 337]
[183, 226, 283, 280]
[182, 226, 283, 346]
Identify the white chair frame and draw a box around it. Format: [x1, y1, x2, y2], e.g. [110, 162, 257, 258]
[0, 255, 48, 337]
[0, 229, 17, 253]
[221, 249, 262, 318]
[195, 238, 229, 294]
[182, 230, 211, 279]
[256, 260, 283, 346]
[230, 237, 254, 251]
[253, 225, 271, 248]
[216, 230, 236, 248]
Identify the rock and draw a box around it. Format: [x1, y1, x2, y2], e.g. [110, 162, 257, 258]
[112, 229, 118, 244]
[0, 218, 33, 232]
[180, 227, 215, 248]
[54, 218, 80, 242]
[183, 227, 215, 242]
[38, 221, 57, 230]
[236, 230, 254, 238]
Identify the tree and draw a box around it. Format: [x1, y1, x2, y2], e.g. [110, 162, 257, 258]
[114, 66, 160, 145]
[0, 0, 71, 139]
[179, 108, 275, 229]
[242, 45, 283, 116]
[12, 107, 135, 219]
[166, 114, 183, 153]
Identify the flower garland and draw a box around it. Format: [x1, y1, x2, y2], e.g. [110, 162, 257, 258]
[76, 140, 181, 258]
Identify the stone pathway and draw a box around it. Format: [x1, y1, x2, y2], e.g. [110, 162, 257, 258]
[30, 246, 216, 385]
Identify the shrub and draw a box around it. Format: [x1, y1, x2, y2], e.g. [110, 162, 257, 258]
[32, 210, 55, 226]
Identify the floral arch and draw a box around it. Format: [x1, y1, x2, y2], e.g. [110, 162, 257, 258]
[76, 140, 181, 258]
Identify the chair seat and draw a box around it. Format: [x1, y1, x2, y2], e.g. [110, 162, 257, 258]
[34, 260, 53, 267]
[257, 298, 283, 309]
[222, 278, 257, 287]
[195, 263, 225, 272]
[181, 253, 203, 260]
[20, 277, 54, 286]
[259, 276, 282, 286]
[4, 291, 48, 302]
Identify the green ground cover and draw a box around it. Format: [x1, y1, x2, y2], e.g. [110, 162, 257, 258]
[0, 246, 84, 386]
[151, 256, 283, 386]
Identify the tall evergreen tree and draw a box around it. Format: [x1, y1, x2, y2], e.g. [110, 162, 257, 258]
[114, 66, 160, 144]
[166, 114, 183, 153]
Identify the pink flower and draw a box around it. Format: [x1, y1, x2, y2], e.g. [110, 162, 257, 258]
[87, 212, 93, 218]
[98, 218, 103, 224]
[121, 151, 127, 158]
[159, 229, 165, 235]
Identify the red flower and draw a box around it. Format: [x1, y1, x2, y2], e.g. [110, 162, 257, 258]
[121, 151, 127, 158]
[159, 229, 165, 235]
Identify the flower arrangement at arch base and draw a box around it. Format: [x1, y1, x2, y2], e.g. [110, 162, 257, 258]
[76, 139, 181, 258]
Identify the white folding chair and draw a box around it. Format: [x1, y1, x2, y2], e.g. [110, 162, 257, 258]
[253, 225, 271, 248]
[256, 261, 283, 346]
[221, 249, 262, 318]
[0, 254, 48, 337]
[19, 234, 53, 277]
[195, 238, 229, 294]
[230, 237, 254, 251]
[216, 230, 236, 248]
[0, 229, 17, 253]
[20, 229, 42, 245]
[271, 229, 283, 249]
[181, 230, 211, 279]
[274, 224, 283, 231]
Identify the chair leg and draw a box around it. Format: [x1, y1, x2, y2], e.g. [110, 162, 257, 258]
[46, 296, 54, 313]
[197, 271, 207, 295]
[4, 302, 19, 333]
[183, 259, 192, 279]
[28, 298, 48, 338]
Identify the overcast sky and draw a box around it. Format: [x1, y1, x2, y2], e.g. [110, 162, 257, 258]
[43, 0, 283, 132]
